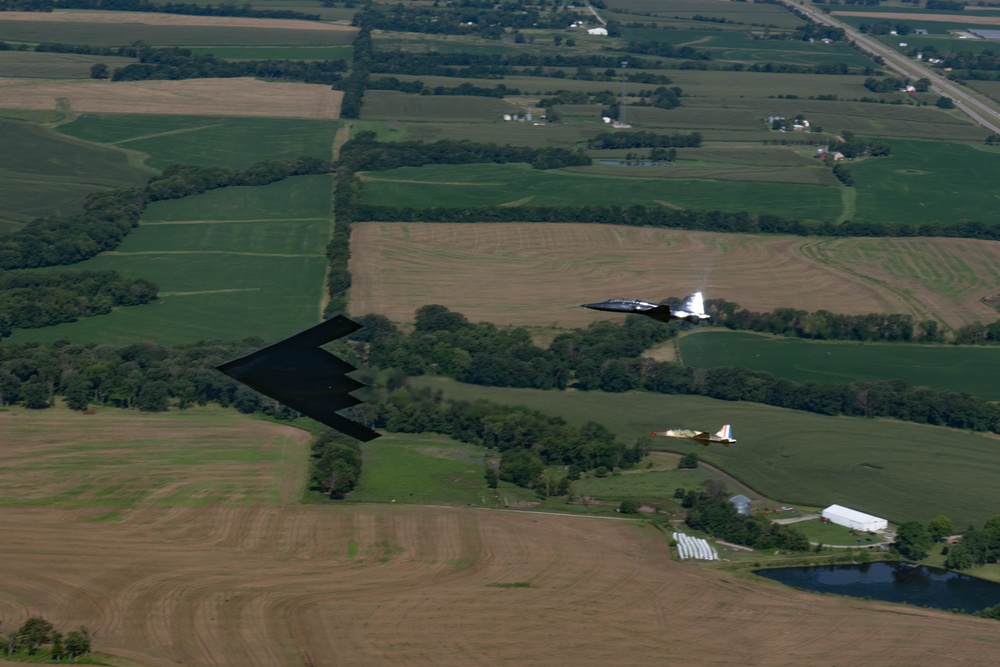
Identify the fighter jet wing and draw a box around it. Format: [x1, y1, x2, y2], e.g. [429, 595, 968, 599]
[216, 316, 380, 442]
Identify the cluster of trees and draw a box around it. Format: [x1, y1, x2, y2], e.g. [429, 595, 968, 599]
[828, 130, 893, 158]
[0, 618, 91, 660]
[587, 131, 702, 149]
[309, 430, 363, 498]
[538, 88, 618, 107]
[0, 0, 319, 19]
[0, 155, 331, 270]
[793, 23, 846, 41]
[100, 45, 347, 84]
[832, 162, 855, 185]
[368, 77, 519, 98]
[944, 516, 1000, 569]
[353, 4, 580, 37]
[933, 49, 1000, 80]
[625, 41, 711, 61]
[338, 132, 591, 172]
[708, 298, 936, 342]
[338, 24, 372, 119]
[681, 482, 810, 551]
[343, 305, 1000, 432]
[860, 21, 914, 35]
[864, 76, 909, 93]
[926, 0, 966, 9]
[0, 270, 157, 338]
[373, 384, 647, 486]
[953, 318, 1000, 344]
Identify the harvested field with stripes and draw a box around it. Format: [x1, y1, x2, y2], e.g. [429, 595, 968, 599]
[0, 77, 342, 119]
[348, 223, 1000, 329]
[1, 407, 997, 666]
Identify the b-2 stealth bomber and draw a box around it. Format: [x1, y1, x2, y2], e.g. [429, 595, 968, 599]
[581, 291, 710, 324]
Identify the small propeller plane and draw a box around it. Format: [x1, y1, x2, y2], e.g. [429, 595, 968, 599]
[650, 424, 735, 447]
[581, 291, 710, 324]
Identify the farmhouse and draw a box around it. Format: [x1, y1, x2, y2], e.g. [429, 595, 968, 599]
[821, 504, 888, 532]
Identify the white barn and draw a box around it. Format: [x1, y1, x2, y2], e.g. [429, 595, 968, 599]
[822, 504, 887, 532]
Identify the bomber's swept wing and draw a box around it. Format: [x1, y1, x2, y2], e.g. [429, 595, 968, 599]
[650, 424, 735, 447]
[581, 292, 709, 324]
[216, 316, 380, 442]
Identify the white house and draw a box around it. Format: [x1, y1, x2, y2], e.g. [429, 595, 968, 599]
[822, 504, 888, 532]
[587, 27, 608, 35]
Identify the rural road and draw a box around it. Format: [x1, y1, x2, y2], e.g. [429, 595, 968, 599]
[783, 0, 1000, 135]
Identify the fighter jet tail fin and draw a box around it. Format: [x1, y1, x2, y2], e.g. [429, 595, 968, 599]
[714, 425, 734, 445]
[682, 292, 707, 317]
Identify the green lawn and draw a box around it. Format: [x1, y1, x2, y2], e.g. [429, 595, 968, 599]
[57, 114, 342, 169]
[412, 376, 1000, 527]
[679, 330, 1000, 400]
[792, 518, 890, 547]
[360, 162, 844, 221]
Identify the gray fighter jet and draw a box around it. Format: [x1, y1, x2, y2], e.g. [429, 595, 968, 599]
[581, 291, 709, 324]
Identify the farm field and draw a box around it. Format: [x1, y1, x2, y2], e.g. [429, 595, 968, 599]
[5, 175, 332, 346]
[0, 117, 153, 234]
[850, 140, 1000, 226]
[414, 376, 1000, 527]
[348, 223, 1000, 329]
[360, 90, 521, 122]
[56, 113, 342, 169]
[0, 77, 343, 120]
[3, 407, 997, 667]
[679, 330, 1000, 400]
[358, 163, 843, 220]
[0, 51, 136, 79]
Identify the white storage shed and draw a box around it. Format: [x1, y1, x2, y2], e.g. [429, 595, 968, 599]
[822, 504, 887, 532]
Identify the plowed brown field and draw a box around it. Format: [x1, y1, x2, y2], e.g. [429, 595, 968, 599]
[2, 408, 999, 666]
[0, 77, 342, 119]
[349, 223, 1000, 328]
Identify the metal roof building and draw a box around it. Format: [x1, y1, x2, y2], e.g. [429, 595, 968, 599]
[822, 504, 888, 532]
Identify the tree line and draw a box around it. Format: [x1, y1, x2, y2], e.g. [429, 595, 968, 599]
[352, 3, 583, 37]
[681, 482, 811, 551]
[345, 305, 1000, 433]
[586, 130, 702, 149]
[1, 0, 319, 19]
[368, 77, 520, 98]
[0, 618, 91, 661]
[337, 23, 372, 119]
[0, 155, 332, 271]
[0, 269, 157, 338]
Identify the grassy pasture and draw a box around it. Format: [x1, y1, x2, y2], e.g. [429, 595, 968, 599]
[850, 140, 1000, 225]
[968, 80, 1000, 105]
[395, 119, 602, 146]
[360, 90, 519, 121]
[569, 162, 839, 186]
[0, 50, 135, 78]
[359, 162, 843, 220]
[187, 45, 353, 59]
[6, 176, 331, 345]
[680, 330, 1000, 400]
[414, 376, 1000, 527]
[0, 118, 152, 234]
[0, 20, 356, 46]
[58, 114, 341, 169]
[607, 0, 804, 28]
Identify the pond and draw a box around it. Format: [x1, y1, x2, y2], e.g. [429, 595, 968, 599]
[754, 561, 1000, 613]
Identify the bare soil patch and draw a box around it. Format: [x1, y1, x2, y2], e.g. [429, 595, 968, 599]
[0, 77, 342, 119]
[833, 10, 1000, 24]
[1, 409, 997, 666]
[0, 10, 357, 31]
[348, 223, 906, 328]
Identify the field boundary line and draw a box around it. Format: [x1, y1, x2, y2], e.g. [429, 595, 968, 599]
[110, 123, 225, 145]
[142, 217, 328, 225]
[107, 250, 323, 257]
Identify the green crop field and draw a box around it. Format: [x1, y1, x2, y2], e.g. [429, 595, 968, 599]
[572, 467, 721, 502]
[187, 45, 353, 60]
[832, 14, 980, 35]
[6, 175, 332, 346]
[412, 376, 1000, 527]
[850, 140, 1000, 226]
[0, 20, 356, 47]
[968, 80, 1000, 105]
[359, 162, 844, 221]
[360, 91, 520, 122]
[0, 118, 153, 234]
[0, 51, 136, 78]
[679, 330, 1000, 400]
[57, 114, 341, 169]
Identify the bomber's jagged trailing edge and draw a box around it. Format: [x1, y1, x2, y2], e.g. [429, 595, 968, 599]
[581, 291, 710, 324]
[651, 425, 736, 447]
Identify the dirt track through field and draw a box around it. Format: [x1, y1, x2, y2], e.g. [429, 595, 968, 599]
[2, 409, 999, 666]
[349, 223, 1000, 328]
[0, 10, 358, 31]
[0, 77, 342, 119]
